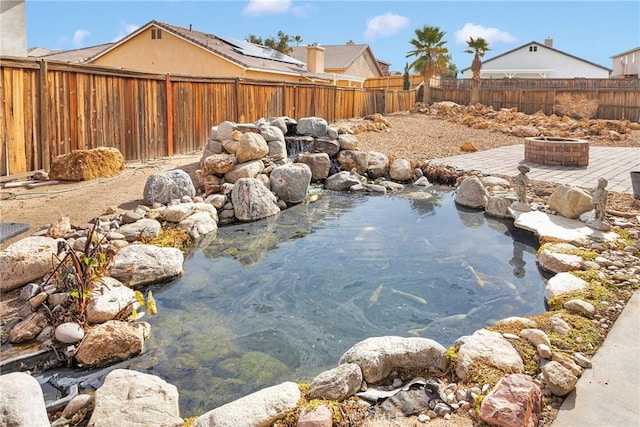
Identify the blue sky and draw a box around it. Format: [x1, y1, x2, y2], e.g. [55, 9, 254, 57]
[25, 0, 640, 73]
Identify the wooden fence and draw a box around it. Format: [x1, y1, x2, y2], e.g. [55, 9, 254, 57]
[0, 57, 416, 176]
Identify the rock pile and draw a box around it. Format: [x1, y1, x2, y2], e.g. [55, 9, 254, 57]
[411, 101, 638, 142]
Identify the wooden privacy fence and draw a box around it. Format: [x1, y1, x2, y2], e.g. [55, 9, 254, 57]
[0, 57, 416, 176]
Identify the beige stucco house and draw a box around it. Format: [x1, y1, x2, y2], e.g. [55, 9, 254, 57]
[290, 41, 386, 87]
[30, 21, 328, 84]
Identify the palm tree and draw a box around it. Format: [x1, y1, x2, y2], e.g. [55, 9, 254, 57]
[293, 35, 303, 46]
[406, 25, 449, 104]
[465, 37, 490, 105]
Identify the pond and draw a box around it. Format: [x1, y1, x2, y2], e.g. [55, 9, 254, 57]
[39, 185, 548, 417]
[124, 185, 548, 416]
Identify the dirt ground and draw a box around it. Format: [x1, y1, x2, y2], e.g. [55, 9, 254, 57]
[1, 112, 638, 251]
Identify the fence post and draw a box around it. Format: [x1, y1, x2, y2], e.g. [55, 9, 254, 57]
[234, 78, 240, 122]
[165, 74, 173, 157]
[38, 59, 50, 171]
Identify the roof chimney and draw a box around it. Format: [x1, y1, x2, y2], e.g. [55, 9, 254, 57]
[346, 40, 355, 46]
[189, 24, 192, 31]
[306, 44, 325, 74]
[544, 37, 553, 47]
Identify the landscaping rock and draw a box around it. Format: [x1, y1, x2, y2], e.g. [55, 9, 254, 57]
[55, 322, 85, 344]
[295, 152, 331, 181]
[312, 138, 340, 156]
[236, 132, 269, 163]
[0, 372, 49, 427]
[232, 178, 280, 222]
[297, 405, 333, 427]
[542, 361, 579, 396]
[338, 336, 448, 383]
[9, 311, 48, 343]
[118, 218, 162, 242]
[143, 169, 195, 205]
[86, 277, 137, 324]
[109, 244, 184, 288]
[337, 134, 358, 150]
[325, 171, 362, 191]
[544, 272, 588, 301]
[337, 150, 368, 175]
[308, 363, 363, 401]
[49, 147, 124, 181]
[454, 329, 524, 381]
[178, 211, 218, 240]
[389, 159, 413, 182]
[548, 185, 593, 219]
[224, 159, 265, 184]
[365, 151, 389, 179]
[480, 373, 542, 427]
[270, 163, 311, 204]
[88, 369, 183, 427]
[538, 246, 584, 273]
[0, 236, 61, 291]
[455, 176, 489, 209]
[201, 154, 236, 176]
[297, 117, 328, 137]
[194, 381, 300, 427]
[75, 321, 149, 367]
[563, 299, 595, 318]
[486, 194, 517, 219]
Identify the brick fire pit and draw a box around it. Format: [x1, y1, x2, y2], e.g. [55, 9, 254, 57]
[524, 137, 589, 167]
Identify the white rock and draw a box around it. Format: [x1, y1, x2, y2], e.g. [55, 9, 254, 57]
[88, 369, 182, 426]
[194, 381, 300, 427]
[544, 273, 588, 301]
[55, 322, 85, 343]
[86, 277, 137, 324]
[109, 244, 184, 288]
[0, 236, 62, 291]
[455, 176, 489, 209]
[0, 372, 49, 426]
[454, 329, 524, 380]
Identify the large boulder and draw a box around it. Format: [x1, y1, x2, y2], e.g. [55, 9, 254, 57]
[0, 236, 61, 291]
[75, 321, 149, 367]
[236, 132, 269, 163]
[455, 176, 489, 209]
[325, 171, 362, 191]
[86, 277, 137, 324]
[270, 163, 312, 204]
[232, 178, 280, 222]
[49, 147, 124, 181]
[389, 159, 413, 182]
[548, 185, 593, 219]
[143, 169, 195, 205]
[454, 329, 524, 380]
[338, 336, 448, 383]
[365, 151, 389, 179]
[117, 218, 162, 242]
[109, 244, 184, 288]
[308, 363, 363, 401]
[337, 150, 368, 175]
[0, 372, 49, 427]
[194, 381, 300, 427]
[312, 138, 340, 156]
[297, 117, 328, 137]
[295, 152, 331, 181]
[88, 369, 183, 427]
[201, 153, 236, 176]
[224, 159, 265, 184]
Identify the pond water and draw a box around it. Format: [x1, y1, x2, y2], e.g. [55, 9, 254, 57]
[121, 185, 547, 416]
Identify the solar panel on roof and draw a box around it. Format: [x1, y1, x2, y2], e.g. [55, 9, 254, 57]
[216, 35, 305, 66]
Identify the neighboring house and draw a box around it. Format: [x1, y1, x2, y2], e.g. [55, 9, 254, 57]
[28, 44, 115, 63]
[610, 47, 640, 78]
[29, 20, 326, 85]
[461, 39, 611, 79]
[290, 41, 386, 87]
[0, 0, 27, 56]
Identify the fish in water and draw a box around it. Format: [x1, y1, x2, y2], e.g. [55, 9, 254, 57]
[408, 313, 467, 336]
[368, 284, 383, 307]
[390, 288, 427, 305]
[462, 261, 485, 287]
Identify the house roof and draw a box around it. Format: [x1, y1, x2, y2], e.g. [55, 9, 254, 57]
[290, 44, 384, 75]
[460, 41, 612, 73]
[611, 46, 640, 58]
[28, 43, 114, 63]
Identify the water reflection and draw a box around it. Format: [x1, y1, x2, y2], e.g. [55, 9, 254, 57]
[131, 186, 546, 416]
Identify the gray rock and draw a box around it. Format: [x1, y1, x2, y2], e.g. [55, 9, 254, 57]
[308, 363, 363, 401]
[216, 120, 236, 141]
[338, 336, 448, 383]
[270, 163, 311, 204]
[75, 321, 149, 367]
[481, 176, 511, 189]
[143, 169, 195, 205]
[455, 176, 489, 209]
[454, 329, 524, 380]
[544, 272, 588, 301]
[267, 138, 287, 160]
[109, 244, 184, 288]
[88, 369, 182, 427]
[224, 159, 265, 184]
[365, 151, 389, 179]
[232, 178, 280, 222]
[312, 138, 340, 156]
[548, 185, 593, 219]
[178, 211, 218, 240]
[337, 150, 368, 174]
[194, 381, 300, 427]
[541, 361, 578, 396]
[269, 117, 288, 135]
[573, 352, 592, 368]
[0, 372, 49, 427]
[236, 132, 269, 163]
[117, 218, 161, 242]
[538, 247, 584, 274]
[295, 152, 331, 181]
[0, 236, 61, 291]
[61, 393, 94, 419]
[86, 277, 137, 324]
[486, 194, 517, 219]
[325, 171, 362, 191]
[338, 134, 358, 150]
[389, 159, 413, 182]
[297, 117, 328, 137]
[550, 315, 571, 335]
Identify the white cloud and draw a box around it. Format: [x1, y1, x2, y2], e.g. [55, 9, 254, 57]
[454, 23, 516, 46]
[112, 22, 140, 42]
[364, 13, 410, 42]
[72, 29, 90, 48]
[291, 3, 314, 18]
[243, 0, 292, 16]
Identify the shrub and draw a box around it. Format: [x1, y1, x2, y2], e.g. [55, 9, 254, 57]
[553, 93, 599, 119]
